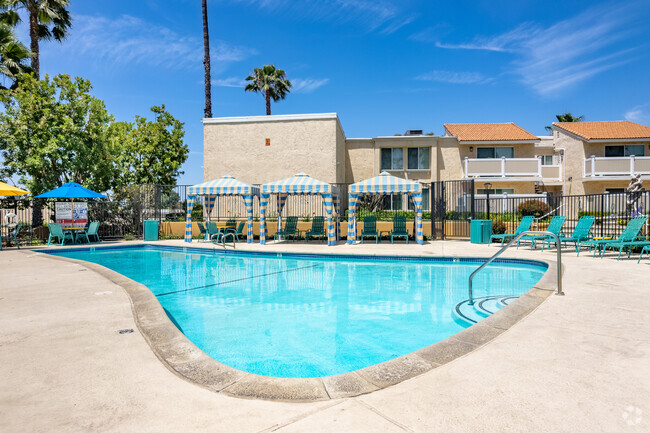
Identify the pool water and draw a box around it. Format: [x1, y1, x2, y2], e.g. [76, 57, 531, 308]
[47, 245, 546, 378]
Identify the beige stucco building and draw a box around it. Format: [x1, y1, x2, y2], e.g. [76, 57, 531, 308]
[202, 113, 650, 209]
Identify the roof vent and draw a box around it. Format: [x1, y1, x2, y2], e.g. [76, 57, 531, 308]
[405, 130, 423, 136]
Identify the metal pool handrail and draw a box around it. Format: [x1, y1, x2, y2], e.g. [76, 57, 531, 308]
[468, 231, 563, 305]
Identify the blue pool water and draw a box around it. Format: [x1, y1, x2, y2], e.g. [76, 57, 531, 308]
[47, 245, 546, 378]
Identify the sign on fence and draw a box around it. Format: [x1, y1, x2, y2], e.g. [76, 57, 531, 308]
[55, 202, 87, 228]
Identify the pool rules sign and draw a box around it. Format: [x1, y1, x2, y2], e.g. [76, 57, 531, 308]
[55, 202, 88, 228]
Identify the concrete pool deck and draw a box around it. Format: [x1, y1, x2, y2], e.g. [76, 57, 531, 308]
[1, 240, 648, 432]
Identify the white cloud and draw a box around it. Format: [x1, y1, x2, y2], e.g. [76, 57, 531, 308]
[625, 104, 650, 125]
[54, 14, 255, 70]
[291, 78, 330, 93]
[211, 77, 246, 87]
[434, 3, 644, 95]
[415, 70, 492, 85]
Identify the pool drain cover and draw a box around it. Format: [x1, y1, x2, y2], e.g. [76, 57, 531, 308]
[118, 329, 134, 334]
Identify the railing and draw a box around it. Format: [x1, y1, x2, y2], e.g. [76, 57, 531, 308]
[464, 157, 561, 180]
[584, 156, 650, 177]
[468, 231, 563, 305]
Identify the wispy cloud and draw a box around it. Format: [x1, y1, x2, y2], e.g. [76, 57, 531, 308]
[229, 0, 411, 33]
[211, 77, 246, 88]
[434, 3, 645, 95]
[55, 14, 256, 70]
[292, 78, 330, 93]
[415, 70, 492, 85]
[625, 104, 650, 124]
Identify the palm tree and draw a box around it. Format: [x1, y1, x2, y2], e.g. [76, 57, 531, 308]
[245, 65, 291, 115]
[545, 113, 585, 132]
[0, 22, 31, 88]
[202, 0, 211, 118]
[0, 0, 72, 79]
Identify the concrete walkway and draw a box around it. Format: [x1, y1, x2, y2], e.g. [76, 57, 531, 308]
[0, 240, 648, 432]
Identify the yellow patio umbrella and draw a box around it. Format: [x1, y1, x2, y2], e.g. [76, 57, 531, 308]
[0, 181, 29, 196]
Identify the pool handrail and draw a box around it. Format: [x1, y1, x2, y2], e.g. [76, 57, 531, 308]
[469, 231, 563, 305]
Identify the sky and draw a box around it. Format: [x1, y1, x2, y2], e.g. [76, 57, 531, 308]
[19, 0, 650, 185]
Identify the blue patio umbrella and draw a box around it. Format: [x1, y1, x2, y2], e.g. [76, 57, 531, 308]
[35, 182, 106, 228]
[35, 182, 106, 199]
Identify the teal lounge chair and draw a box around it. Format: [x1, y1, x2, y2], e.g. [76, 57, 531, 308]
[579, 216, 647, 258]
[490, 216, 534, 246]
[360, 216, 379, 243]
[638, 245, 650, 263]
[231, 221, 246, 242]
[390, 215, 409, 244]
[517, 216, 566, 250]
[549, 216, 595, 252]
[305, 216, 326, 242]
[47, 223, 74, 246]
[275, 217, 299, 242]
[76, 221, 100, 244]
[197, 222, 207, 242]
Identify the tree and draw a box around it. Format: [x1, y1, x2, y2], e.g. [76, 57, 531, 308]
[0, 74, 116, 197]
[202, 0, 211, 118]
[545, 113, 585, 132]
[0, 22, 31, 88]
[245, 64, 291, 115]
[0, 0, 72, 79]
[109, 105, 189, 187]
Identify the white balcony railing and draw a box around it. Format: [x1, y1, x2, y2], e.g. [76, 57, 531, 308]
[584, 156, 650, 177]
[463, 157, 562, 181]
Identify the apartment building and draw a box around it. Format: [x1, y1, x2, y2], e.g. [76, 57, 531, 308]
[552, 121, 650, 195]
[202, 113, 650, 209]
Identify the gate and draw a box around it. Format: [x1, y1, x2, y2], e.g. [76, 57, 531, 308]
[431, 179, 475, 239]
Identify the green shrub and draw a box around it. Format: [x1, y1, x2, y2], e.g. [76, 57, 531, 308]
[191, 203, 204, 222]
[124, 233, 135, 241]
[517, 200, 550, 219]
[492, 221, 507, 234]
[344, 210, 431, 221]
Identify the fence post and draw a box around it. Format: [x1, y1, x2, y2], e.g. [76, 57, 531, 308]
[470, 179, 475, 220]
[600, 193, 605, 238]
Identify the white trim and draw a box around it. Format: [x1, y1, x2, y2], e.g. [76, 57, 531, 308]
[458, 140, 539, 145]
[202, 112, 338, 124]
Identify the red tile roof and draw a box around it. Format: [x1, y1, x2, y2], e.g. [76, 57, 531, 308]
[553, 121, 650, 140]
[443, 123, 538, 142]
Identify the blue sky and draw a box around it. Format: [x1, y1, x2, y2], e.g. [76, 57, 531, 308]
[23, 0, 650, 185]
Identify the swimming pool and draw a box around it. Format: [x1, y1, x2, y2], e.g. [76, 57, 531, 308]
[47, 245, 547, 378]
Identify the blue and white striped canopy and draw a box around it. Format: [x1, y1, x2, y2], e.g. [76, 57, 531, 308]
[350, 171, 421, 193]
[261, 173, 339, 195]
[187, 174, 259, 195]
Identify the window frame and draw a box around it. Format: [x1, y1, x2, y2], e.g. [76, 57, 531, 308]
[476, 146, 514, 159]
[407, 147, 430, 170]
[380, 147, 404, 171]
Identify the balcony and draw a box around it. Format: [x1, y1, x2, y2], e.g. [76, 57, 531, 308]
[584, 156, 650, 179]
[463, 157, 562, 182]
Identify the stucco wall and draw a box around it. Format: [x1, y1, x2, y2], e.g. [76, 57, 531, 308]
[203, 115, 343, 184]
[345, 139, 375, 183]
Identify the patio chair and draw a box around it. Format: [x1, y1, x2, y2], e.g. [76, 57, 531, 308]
[275, 216, 299, 242]
[638, 245, 650, 264]
[517, 216, 566, 250]
[47, 223, 74, 246]
[197, 221, 208, 242]
[490, 216, 534, 246]
[225, 219, 237, 232]
[206, 221, 224, 242]
[549, 216, 595, 253]
[360, 216, 379, 244]
[1, 222, 23, 250]
[76, 222, 100, 244]
[579, 216, 647, 258]
[231, 221, 246, 242]
[389, 215, 409, 244]
[305, 216, 326, 243]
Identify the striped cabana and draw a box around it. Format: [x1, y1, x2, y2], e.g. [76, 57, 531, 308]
[260, 173, 340, 246]
[185, 175, 260, 243]
[347, 171, 424, 245]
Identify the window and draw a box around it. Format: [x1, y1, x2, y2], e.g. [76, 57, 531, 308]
[605, 188, 625, 194]
[406, 188, 430, 211]
[605, 145, 645, 157]
[477, 188, 514, 194]
[380, 148, 403, 170]
[540, 155, 554, 165]
[382, 194, 403, 210]
[476, 147, 514, 159]
[407, 147, 430, 170]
